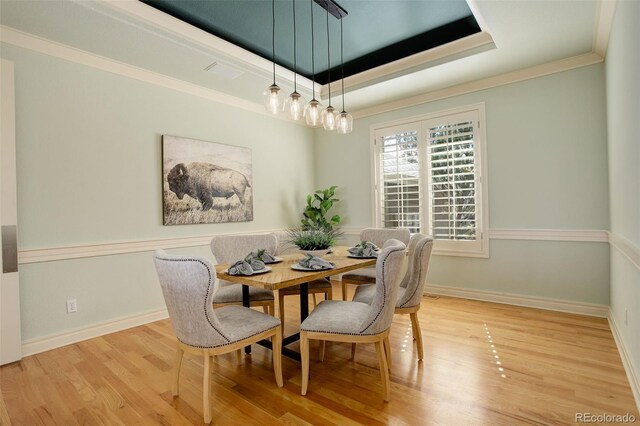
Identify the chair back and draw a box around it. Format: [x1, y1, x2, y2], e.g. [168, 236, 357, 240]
[358, 239, 406, 335]
[397, 235, 434, 308]
[360, 228, 410, 248]
[153, 250, 230, 348]
[210, 234, 278, 264]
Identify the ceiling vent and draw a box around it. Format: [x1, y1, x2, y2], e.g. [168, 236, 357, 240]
[204, 61, 244, 79]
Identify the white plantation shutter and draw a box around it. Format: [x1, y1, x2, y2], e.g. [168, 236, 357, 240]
[375, 125, 421, 233]
[373, 105, 488, 257]
[426, 113, 478, 246]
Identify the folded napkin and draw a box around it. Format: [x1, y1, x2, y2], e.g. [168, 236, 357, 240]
[244, 256, 266, 271]
[299, 254, 336, 270]
[228, 260, 255, 276]
[246, 248, 276, 263]
[348, 240, 379, 257]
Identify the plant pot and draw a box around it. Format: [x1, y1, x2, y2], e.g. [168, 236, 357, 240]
[298, 248, 331, 258]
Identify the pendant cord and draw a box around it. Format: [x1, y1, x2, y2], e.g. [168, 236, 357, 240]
[272, 0, 276, 85]
[326, 7, 331, 106]
[340, 17, 344, 112]
[293, 0, 297, 92]
[310, 0, 315, 99]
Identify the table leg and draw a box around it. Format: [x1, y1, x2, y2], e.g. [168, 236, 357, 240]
[299, 282, 309, 321]
[242, 285, 251, 354]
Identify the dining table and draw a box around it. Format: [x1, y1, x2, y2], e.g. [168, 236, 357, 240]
[215, 246, 377, 361]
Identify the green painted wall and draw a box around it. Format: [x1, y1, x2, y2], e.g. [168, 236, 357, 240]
[1, 44, 316, 340]
[316, 64, 610, 304]
[605, 0, 640, 387]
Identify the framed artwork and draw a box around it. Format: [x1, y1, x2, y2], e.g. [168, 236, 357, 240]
[162, 135, 253, 225]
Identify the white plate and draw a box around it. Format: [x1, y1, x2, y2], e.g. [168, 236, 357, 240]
[347, 254, 378, 259]
[263, 257, 283, 264]
[224, 266, 272, 275]
[291, 263, 335, 272]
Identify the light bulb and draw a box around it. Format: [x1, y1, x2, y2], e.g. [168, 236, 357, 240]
[336, 111, 353, 134]
[284, 91, 306, 121]
[321, 105, 337, 131]
[304, 98, 324, 127]
[263, 84, 282, 114]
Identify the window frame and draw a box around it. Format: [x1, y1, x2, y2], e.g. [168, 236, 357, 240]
[370, 103, 489, 258]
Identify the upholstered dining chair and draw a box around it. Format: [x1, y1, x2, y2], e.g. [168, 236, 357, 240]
[153, 250, 283, 424]
[299, 239, 406, 401]
[341, 228, 410, 300]
[271, 232, 333, 330]
[352, 234, 433, 361]
[210, 234, 276, 315]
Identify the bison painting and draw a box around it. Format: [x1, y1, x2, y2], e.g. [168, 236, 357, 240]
[162, 135, 253, 225]
[167, 162, 251, 210]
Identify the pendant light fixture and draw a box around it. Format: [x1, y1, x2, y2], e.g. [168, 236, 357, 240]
[336, 17, 353, 134]
[320, 6, 336, 131]
[283, 0, 306, 120]
[263, 0, 283, 114]
[304, 0, 323, 127]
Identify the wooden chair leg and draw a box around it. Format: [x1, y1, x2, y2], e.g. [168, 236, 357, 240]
[203, 353, 212, 424]
[278, 294, 286, 332]
[351, 343, 356, 360]
[410, 312, 424, 361]
[341, 280, 348, 300]
[383, 336, 392, 370]
[262, 305, 269, 315]
[172, 346, 184, 396]
[374, 340, 391, 402]
[301, 332, 310, 395]
[235, 349, 242, 365]
[272, 328, 284, 387]
[319, 340, 326, 362]
[326, 286, 332, 300]
[312, 293, 318, 307]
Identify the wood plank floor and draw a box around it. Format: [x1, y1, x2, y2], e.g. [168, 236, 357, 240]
[1, 285, 638, 425]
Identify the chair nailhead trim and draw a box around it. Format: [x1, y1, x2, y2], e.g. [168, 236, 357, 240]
[156, 255, 231, 344]
[400, 239, 429, 308]
[359, 246, 404, 334]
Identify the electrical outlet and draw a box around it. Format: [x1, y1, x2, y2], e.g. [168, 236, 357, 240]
[67, 299, 77, 313]
[624, 308, 628, 326]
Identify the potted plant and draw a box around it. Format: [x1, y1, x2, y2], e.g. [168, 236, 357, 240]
[287, 227, 342, 257]
[289, 186, 342, 256]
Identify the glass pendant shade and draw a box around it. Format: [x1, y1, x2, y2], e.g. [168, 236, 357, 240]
[321, 105, 337, 131]
[263, 84, 283, 115]
[304, 98, 324, 127]
[284, 91, 306, 121]
[336, 111, 353, 134]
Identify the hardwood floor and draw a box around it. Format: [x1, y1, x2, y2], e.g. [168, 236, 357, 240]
[1, 285, 638, 425]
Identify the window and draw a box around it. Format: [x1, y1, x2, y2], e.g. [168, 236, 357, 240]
[372, 104, 488, 257]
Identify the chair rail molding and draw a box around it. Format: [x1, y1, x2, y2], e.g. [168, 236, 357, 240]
[18, 228, 283, 264]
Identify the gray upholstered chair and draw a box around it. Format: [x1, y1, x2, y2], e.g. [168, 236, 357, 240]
[270, 232, 332, 330]
[299, 239, 406, 401]
[210, 234, 276, 315]
[341, 228, 410, 300]
[153, 250, 283, 424]
[353, 234, 434, 361]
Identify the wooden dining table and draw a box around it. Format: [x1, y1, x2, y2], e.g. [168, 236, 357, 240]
[215, 246, 376, 361]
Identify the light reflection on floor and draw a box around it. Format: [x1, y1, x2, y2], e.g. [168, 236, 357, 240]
[484, 322, 507, 379]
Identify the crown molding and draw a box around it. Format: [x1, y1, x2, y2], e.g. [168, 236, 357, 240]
[0, 26, 306, 125]
[352, 52, 603, 119]
[320, 31, 496, 98]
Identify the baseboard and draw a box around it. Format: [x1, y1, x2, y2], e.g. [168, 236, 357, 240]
[607, 309, 640, 412]
[424, 284, 609, 317]
[21, 307, 169, 357]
